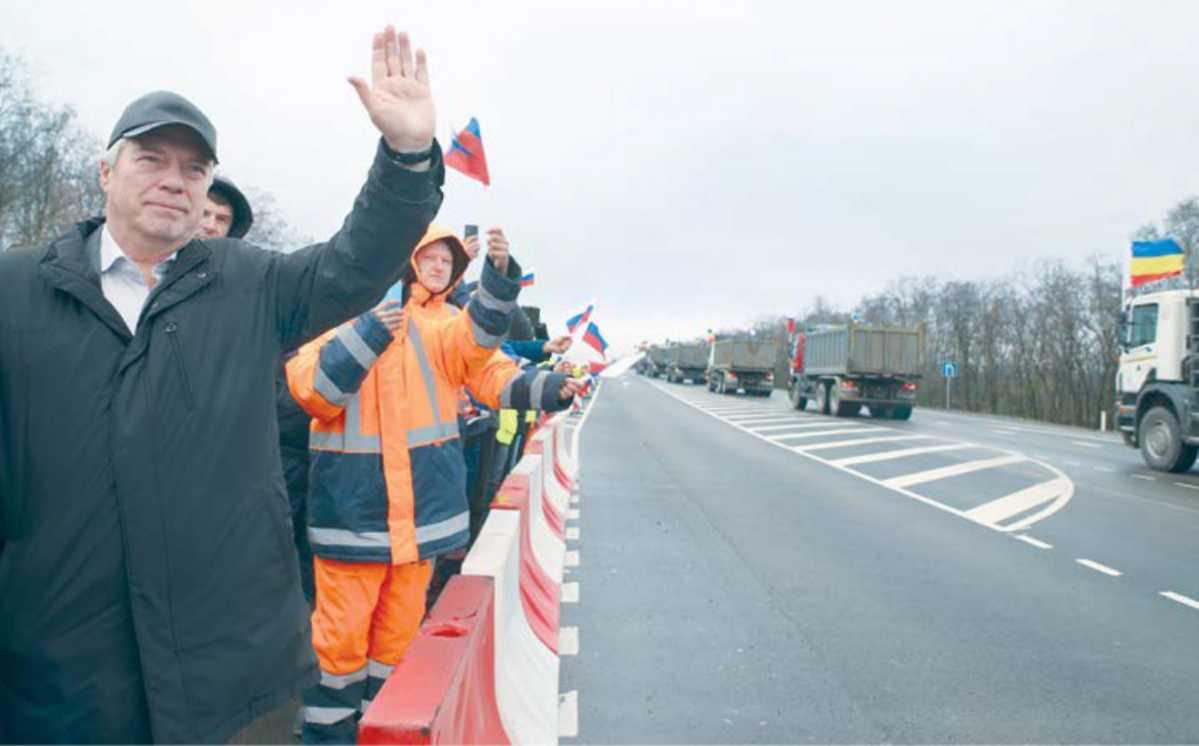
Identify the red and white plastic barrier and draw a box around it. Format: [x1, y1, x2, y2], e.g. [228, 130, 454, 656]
[358, 575, 505, 744]
[361, 412, 582, 744]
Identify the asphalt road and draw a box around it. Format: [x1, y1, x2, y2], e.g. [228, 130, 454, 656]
[559, 374, 1199, 744]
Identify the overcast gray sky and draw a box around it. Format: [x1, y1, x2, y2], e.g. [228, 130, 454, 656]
[3, 0, 1197, 355]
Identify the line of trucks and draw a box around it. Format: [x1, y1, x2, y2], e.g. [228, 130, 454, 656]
[638, 322, 924, 419]
[634, 287, 1199, 473]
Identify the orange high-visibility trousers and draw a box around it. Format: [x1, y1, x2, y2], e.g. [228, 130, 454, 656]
[301, 558, 433, 744]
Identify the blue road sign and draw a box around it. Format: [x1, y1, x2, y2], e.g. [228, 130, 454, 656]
[942, 362, 958, 378]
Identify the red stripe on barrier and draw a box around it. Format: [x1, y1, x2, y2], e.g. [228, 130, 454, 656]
[359, 576, 508, 745]
[542, 497, 565, 539]
[491, 472, 560, 654]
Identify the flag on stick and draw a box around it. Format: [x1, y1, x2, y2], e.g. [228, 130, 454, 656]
[445, 118, 490, 186]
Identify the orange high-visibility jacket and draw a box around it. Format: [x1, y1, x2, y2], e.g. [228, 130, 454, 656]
[286, 226, 569, 564]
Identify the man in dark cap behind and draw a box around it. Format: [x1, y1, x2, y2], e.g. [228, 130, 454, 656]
[0, 26, 443, 744]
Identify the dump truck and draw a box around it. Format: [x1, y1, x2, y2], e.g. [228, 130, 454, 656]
[1115, 288, 1199, 473]
[666, 343, 709, 384]
[645, 345, 671, 378]
[707, 339, 778, 396]
[789, 322, 924, 419]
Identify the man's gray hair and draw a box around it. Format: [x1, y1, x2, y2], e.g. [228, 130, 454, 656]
[103, 138, 126, 169]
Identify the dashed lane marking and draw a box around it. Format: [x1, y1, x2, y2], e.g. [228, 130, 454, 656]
[1076, 559, 1122, 577]
[1015, 534, 1053, 549]
[559, 691, 579, 738]
[992, 428, 1020, 436]
[1161, 591, 1199, 611]
[565, 550, 579, 567]
[1132, 474, 1157, 482]
[562, 582, 580, 603]
[566, 527, 580, 541]
[559, 626, 579, 655]
[1072, 441, 1102, 449]
[827, 442, 971, 466]
[1174, 482, 1199, 491]
[799, 434, 935, 452]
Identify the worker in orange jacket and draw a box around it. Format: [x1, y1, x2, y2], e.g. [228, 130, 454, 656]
[286, 225, 581, 743]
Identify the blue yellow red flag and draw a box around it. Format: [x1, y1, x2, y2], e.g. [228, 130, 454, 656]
[1131, 239, 1184, 287]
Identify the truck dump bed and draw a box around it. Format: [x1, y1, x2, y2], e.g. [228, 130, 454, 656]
[710, 339, 778, 371]
[803, 323, 924, 377]
[670, 344, 709, 369]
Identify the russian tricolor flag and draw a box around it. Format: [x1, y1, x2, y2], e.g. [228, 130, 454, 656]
[445, 118, 490, 186]
[582, 321, 608, 357]
[520, 270, 535, 288]
[566, 304, 595, 334]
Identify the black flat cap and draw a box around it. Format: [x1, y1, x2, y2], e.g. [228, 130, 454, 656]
[109, 90, 218, 163]
[209, 175, 253, 239]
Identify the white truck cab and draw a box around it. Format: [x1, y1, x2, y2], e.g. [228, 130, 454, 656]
[1116, 288, 1199, 472]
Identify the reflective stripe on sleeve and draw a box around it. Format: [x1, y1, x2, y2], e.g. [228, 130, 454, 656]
[314, 368, 348, 407]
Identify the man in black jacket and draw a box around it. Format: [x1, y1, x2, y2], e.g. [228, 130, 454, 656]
[0, 26, 442, 744]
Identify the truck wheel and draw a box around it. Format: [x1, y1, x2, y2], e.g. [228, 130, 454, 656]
[1140, 406, 1198, 473]
[891, 406, 912, 421]
[829, 385, 848, 417]
[815, 383, 830, 415]
[789, 381, 806, 410]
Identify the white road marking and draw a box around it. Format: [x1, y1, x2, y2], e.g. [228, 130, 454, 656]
[1071, 441, 1102, 449]
[1131, 474, 1157, 482]
[936, 421, 952, 426]
[1076, 559, 1122, 577]
[646, 380, 1074, 533]
[769, 427, 886, 441]
[559, 626, 579, 656]
[1174, 482, 1199, 491]
[965, 478, 1072, 527]
[991, 428, 1020, 436]
[750, 421, 848, 432]
[1015, 534, 1053, 549]
[743, 424, 820, 436]
[724, 416, 804, 425]
[827, 443, 971, 466]
[567, 508, 580, 520]
[570, 493, 580, 505]
[566, 527, 580, 541]
[562, 582, 580, 603]
[884, 454, 1025, 489]
[1064, 460, 1082, 467]
[1092, 466, 1115, 473]
[799, 434, 934, 452]
[559, 691, 579, 738]
[565, 550, 580, 567]
[1161, 591, 1199, 611]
